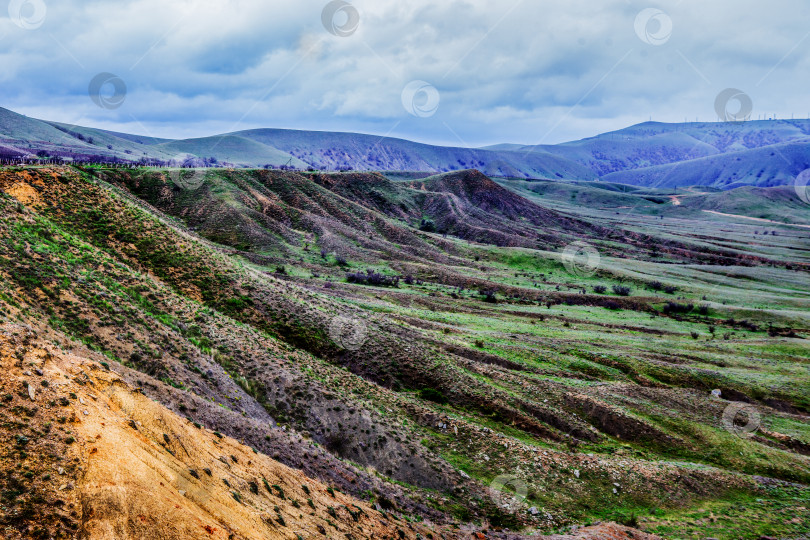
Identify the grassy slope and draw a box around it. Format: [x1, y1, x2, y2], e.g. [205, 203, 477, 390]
[154, 135, 308, 168]
[0, 165, 808, 538]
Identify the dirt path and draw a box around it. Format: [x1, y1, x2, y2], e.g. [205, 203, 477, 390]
[702, 210, 810, 229]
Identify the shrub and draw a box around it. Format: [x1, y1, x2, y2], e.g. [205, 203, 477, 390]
[648, 281, 664, 291]
[603, 300, 622, 310]
[612, 285, 631, 296]
[592, 285, 607, 294]
[480, 290, 497, 303]
[419, 388, 448, 405]
[664, 285, 678, 294]
[346, 269, 400, 288]
[663, 301, 694, 315]
[419, 219, 437, 233]
[690, 331, 700, 340]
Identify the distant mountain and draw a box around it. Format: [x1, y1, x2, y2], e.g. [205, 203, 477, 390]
[1, 105, 809, 188]
[0, 106, 596, 179]
[232, 128, 596, 179]
[602, 139, 810, 188]
[513, 120, 810, 178]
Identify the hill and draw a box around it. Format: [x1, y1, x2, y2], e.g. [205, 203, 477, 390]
[602, 139, 810, 188]
[520, 120, 810, 178]
[233, 128, 597, 179]
[3, 106, 810, 188]
[0, 164, 808, 538]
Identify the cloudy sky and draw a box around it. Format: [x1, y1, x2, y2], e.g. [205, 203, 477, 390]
[1, 0, 808, 146]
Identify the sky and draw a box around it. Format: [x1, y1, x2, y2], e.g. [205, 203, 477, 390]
[0, 0, 808, 147]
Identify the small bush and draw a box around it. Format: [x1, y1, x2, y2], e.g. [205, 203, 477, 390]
[346, 269, 400, 288]
[480, 290, 497, 303]
[419, 388, 448, 405]
[612, 285, 631, 296]
[663, 301, 694, 315]
[592, 285, 607, 294]
[419, 219, 437, 233]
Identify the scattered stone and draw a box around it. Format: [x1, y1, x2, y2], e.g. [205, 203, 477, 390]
[27, 383, 35, 401]
[574, 469, 580, 478]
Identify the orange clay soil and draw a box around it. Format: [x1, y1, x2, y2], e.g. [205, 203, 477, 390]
[0, 323, 442, 540]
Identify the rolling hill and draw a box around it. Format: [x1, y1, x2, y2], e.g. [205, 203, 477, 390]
[602, 139, 810, 188]
[2, 106, 810, 188]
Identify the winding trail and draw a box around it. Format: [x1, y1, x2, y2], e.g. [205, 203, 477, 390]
[702, 210, 810, 229]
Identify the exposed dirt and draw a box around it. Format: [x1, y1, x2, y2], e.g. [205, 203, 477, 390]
[0, 324, 445, 539]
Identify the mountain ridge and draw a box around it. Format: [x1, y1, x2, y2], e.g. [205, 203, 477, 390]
[1, 106, 809, 188]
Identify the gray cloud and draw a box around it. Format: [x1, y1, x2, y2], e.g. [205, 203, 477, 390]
[0, 0, 807, 145]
